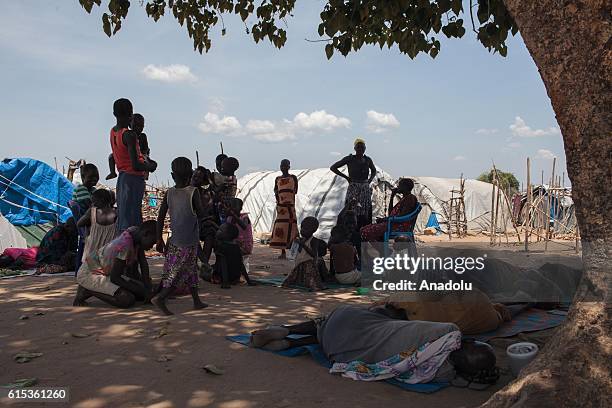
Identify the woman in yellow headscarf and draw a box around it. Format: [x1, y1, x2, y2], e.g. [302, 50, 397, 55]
[330, 138, 377, 230]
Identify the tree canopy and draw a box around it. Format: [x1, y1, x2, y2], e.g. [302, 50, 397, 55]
[79, 0, 518, 58]
[477, 168, 520, 193]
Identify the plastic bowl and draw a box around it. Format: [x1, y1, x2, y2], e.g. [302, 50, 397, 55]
[506, 342, 539, 376]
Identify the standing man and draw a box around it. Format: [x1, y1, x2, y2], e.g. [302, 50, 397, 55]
[110, 98, 157, 235]
[330, 138, 377, 230]
[270, 159, 299, 259]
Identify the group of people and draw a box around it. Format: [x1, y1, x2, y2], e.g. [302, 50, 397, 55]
[267, 139, 421, 291]
[67, 98, 255, 315]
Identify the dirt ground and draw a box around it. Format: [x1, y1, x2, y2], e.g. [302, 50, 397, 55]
[0, 239, 581, 408]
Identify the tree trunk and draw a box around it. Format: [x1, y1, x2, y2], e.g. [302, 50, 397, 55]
[482, 1, 611, 407]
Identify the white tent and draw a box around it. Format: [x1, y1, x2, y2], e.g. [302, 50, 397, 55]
[0, 213, 27, 252]
[409, 176, 514, 233]
[237, 169, 514, 241]
[237, 167, 395, 241]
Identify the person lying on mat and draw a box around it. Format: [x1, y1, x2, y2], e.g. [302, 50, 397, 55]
[360, 178, 418, 242]
[372, 289, 515, 335]
[249, 304, 498, 385]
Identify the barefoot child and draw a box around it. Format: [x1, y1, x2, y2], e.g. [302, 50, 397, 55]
[328, 225, 361, 285]
[191, 166, 218, 269]
[72, 163, 100, 212]
[154, 157, 208, 315]
[282, 217, 329, 291]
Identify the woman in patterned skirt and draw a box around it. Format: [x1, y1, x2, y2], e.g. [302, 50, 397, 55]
[269, 159, 299, 259]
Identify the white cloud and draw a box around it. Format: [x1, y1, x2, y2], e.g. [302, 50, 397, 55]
[143, 64, 197, 83]
[366, 110, 400, 133]
[292, 110, 351, 131]
[507, 142, 521, 148]
[510, 116, 560, 137]
[453, 155, 467, 161]
[536, 149, 555, 160]
[329, 151, 342, 156]
[247, 120, 295, 142]
[476, 128, 499, 135]
[197, 113, 242, 135]
[197, 110, 351, 142]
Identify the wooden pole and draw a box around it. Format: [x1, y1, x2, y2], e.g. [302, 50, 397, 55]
[196, 151, 200, 167]
[490, 173, 496, 245]
[545, 157, 556, 252]
[524, 157, 531, 251]
[494, 180, 501, 245]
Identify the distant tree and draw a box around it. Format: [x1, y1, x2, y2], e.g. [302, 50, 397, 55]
[477, 169, 520, 193]
[78, 1, 611, 407]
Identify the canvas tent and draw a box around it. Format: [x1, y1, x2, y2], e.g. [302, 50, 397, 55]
[0, 158, 74, 226]
[238, 169, 513, 241]
[409, 176, 514, 234]
[237, 167, 395, 241]
[0, 213, 27, 252]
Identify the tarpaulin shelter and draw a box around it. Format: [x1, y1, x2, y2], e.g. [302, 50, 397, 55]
[0, 158, 74, 226]
[237, 167, 395, 241]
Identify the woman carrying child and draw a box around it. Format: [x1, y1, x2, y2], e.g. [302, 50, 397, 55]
[154, 157, 208, 315]
[282, 217, 329, 291]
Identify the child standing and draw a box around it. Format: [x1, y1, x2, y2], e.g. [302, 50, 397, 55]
[106, 113, 151, 180]
[282, 217, 328, 291]
[154, 157, 207, 315]
[72, 163, 99, 212]
[191, 166, 218, 268]
[224, 198, 253, 273]
[77, 189, 117, 263]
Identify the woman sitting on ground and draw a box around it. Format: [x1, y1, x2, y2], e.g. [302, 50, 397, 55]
[250, 304, 498, 386]
[360, 178, 418, 242]
[73, 220, 157, 308]
[35, 218, 79, 274]
[282, 217, 329, 291]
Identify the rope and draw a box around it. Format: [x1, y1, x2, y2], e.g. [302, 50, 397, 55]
[0, 174, 71, 211]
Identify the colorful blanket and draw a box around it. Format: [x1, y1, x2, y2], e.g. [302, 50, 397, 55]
[467, 308, 567, 342]
[226, 334, 450, 394]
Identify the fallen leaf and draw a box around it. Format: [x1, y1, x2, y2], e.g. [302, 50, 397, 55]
[156, 355, 172, 362]
[202, 364, 225, 375]
[155, 327, 169, 339]
[61, 341, 69, 345]
[70, 333, 91, 338]
[34, 312, 45, 316]
[19, 315, 29, 320]
[14, 352, 43, 364]
[2, 378, 38, 388]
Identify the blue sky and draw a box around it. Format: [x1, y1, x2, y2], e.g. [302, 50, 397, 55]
[0, 1, 568, 187]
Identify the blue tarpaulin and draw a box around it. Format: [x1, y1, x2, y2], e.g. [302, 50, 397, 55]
[0, 158, 74, 226]
[425, 212, 442, 231]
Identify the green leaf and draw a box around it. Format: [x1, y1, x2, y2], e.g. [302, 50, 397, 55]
[102, 13, 111, 37]
[325, 43, 333, 59]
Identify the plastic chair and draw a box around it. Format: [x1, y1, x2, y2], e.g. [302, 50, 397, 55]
[383, 202, 422, 242]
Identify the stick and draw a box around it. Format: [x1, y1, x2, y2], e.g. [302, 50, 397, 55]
[220, 142, 224, 155]
[545, 157, 556, 252]
[196, 151, 200, 167]
[525, 157, 530, 251]
[490, 173, 496, 245]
